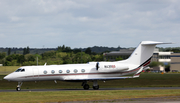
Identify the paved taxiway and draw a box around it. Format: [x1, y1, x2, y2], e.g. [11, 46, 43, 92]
[1, 87, 180, 92]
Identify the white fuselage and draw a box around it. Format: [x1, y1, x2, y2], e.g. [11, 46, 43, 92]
[4, 60, 144, 82]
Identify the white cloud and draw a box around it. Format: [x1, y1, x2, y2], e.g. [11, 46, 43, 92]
[0, 33, 5, 38]
[0, 0, 180, 48]
[10, 16, 22, 22]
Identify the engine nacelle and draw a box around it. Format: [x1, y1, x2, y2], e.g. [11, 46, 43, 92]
[96, 62, 129, 72]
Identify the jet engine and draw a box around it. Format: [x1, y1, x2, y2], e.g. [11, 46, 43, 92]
[96, 62, 129, 72]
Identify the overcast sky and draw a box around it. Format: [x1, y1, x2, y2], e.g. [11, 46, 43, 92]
[0, 0, 179, 48]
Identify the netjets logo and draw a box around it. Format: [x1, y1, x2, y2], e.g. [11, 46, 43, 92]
[104, 65, 116, 68]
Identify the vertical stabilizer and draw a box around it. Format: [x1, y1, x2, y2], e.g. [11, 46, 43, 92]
[126, 41, 171, 66]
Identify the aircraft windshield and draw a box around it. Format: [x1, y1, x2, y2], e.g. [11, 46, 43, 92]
[15, 68, 25, 72]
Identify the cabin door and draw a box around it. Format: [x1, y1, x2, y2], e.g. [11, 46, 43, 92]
[33, 68, 39, 80]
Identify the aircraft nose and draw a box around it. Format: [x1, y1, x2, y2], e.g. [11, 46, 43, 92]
[4, 75, 13, 81]
[4, 75, 9, 80]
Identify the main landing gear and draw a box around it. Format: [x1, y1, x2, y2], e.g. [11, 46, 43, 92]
[16, 82, 23, 91]
[82, 81, 99, 90]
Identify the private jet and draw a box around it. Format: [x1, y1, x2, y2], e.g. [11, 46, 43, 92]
[4, 41, 171, 91]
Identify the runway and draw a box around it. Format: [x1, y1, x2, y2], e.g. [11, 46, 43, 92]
[1, 87, 180, 92]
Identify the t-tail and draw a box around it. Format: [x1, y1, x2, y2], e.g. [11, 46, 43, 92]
[123, 41, 171, 77]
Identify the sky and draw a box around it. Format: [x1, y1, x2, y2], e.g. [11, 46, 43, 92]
[0, 0, 180, 48]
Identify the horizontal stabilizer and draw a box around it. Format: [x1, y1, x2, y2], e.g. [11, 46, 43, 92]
[141, 41, 172, 45]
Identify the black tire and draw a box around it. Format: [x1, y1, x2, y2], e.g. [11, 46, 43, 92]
[83, 84, 89, 90]
[93, 85, 99, 90]
[16, 87, 21, 91]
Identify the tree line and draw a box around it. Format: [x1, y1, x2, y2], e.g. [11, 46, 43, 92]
[0, 45, 104, 66]
[0, 45, 180, 66]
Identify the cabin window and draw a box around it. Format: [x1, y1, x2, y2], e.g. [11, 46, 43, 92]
[59, 70, 63, 73]
[66, 70, 70, 73]
[74, 69, 78, 73]
[81, 69, 85, 73]
[51, 70, 55, 74]
[43, 70, 47, 74]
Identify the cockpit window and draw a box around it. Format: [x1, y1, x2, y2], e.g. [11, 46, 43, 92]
[21, 69, 25, 72]
[15, 68, 25, 72]
[15, 68, 21, 72]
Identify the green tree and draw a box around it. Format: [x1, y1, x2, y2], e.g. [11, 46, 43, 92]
[5, 54, 21, 66]
[17, 55, 25, 65]
[57, 45, 72, 52]
[23, 46, 30, 55]
[42, 50, 56, 59]
[27, 46, 30, 54]
[25, 54, 35, 62]
[0, 52, 6, 59]
[4, 61, 11, 66]
[8, 48, 11, 55]
[73, 49, 81, 53]
[75, 52, 92, 63]
[91, 54, 103, 61]
[6, 54, 19, 62]
[23, 48, 27, 55]
[63, 54, 72, 64]
[75, 52, 82, 63]
[85, 47, 91, 55]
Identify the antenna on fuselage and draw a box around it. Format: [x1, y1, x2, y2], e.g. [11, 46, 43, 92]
[44, 63, 47, 66]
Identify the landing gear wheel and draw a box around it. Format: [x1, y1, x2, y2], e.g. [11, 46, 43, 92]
[16, 82, 23, 91]
[16, 87, 21, 91]
[83, 84, 89, 90]
[93, 85, 99, 90]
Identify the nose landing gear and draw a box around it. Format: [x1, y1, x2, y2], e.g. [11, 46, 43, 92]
[16, 82, 23, 91]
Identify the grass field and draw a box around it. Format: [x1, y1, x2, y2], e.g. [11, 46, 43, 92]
[0, 66, 20, 75]
[1, 66, 180, 103]
[1, 90, 180, 103]
[1, 73, 180, 90]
